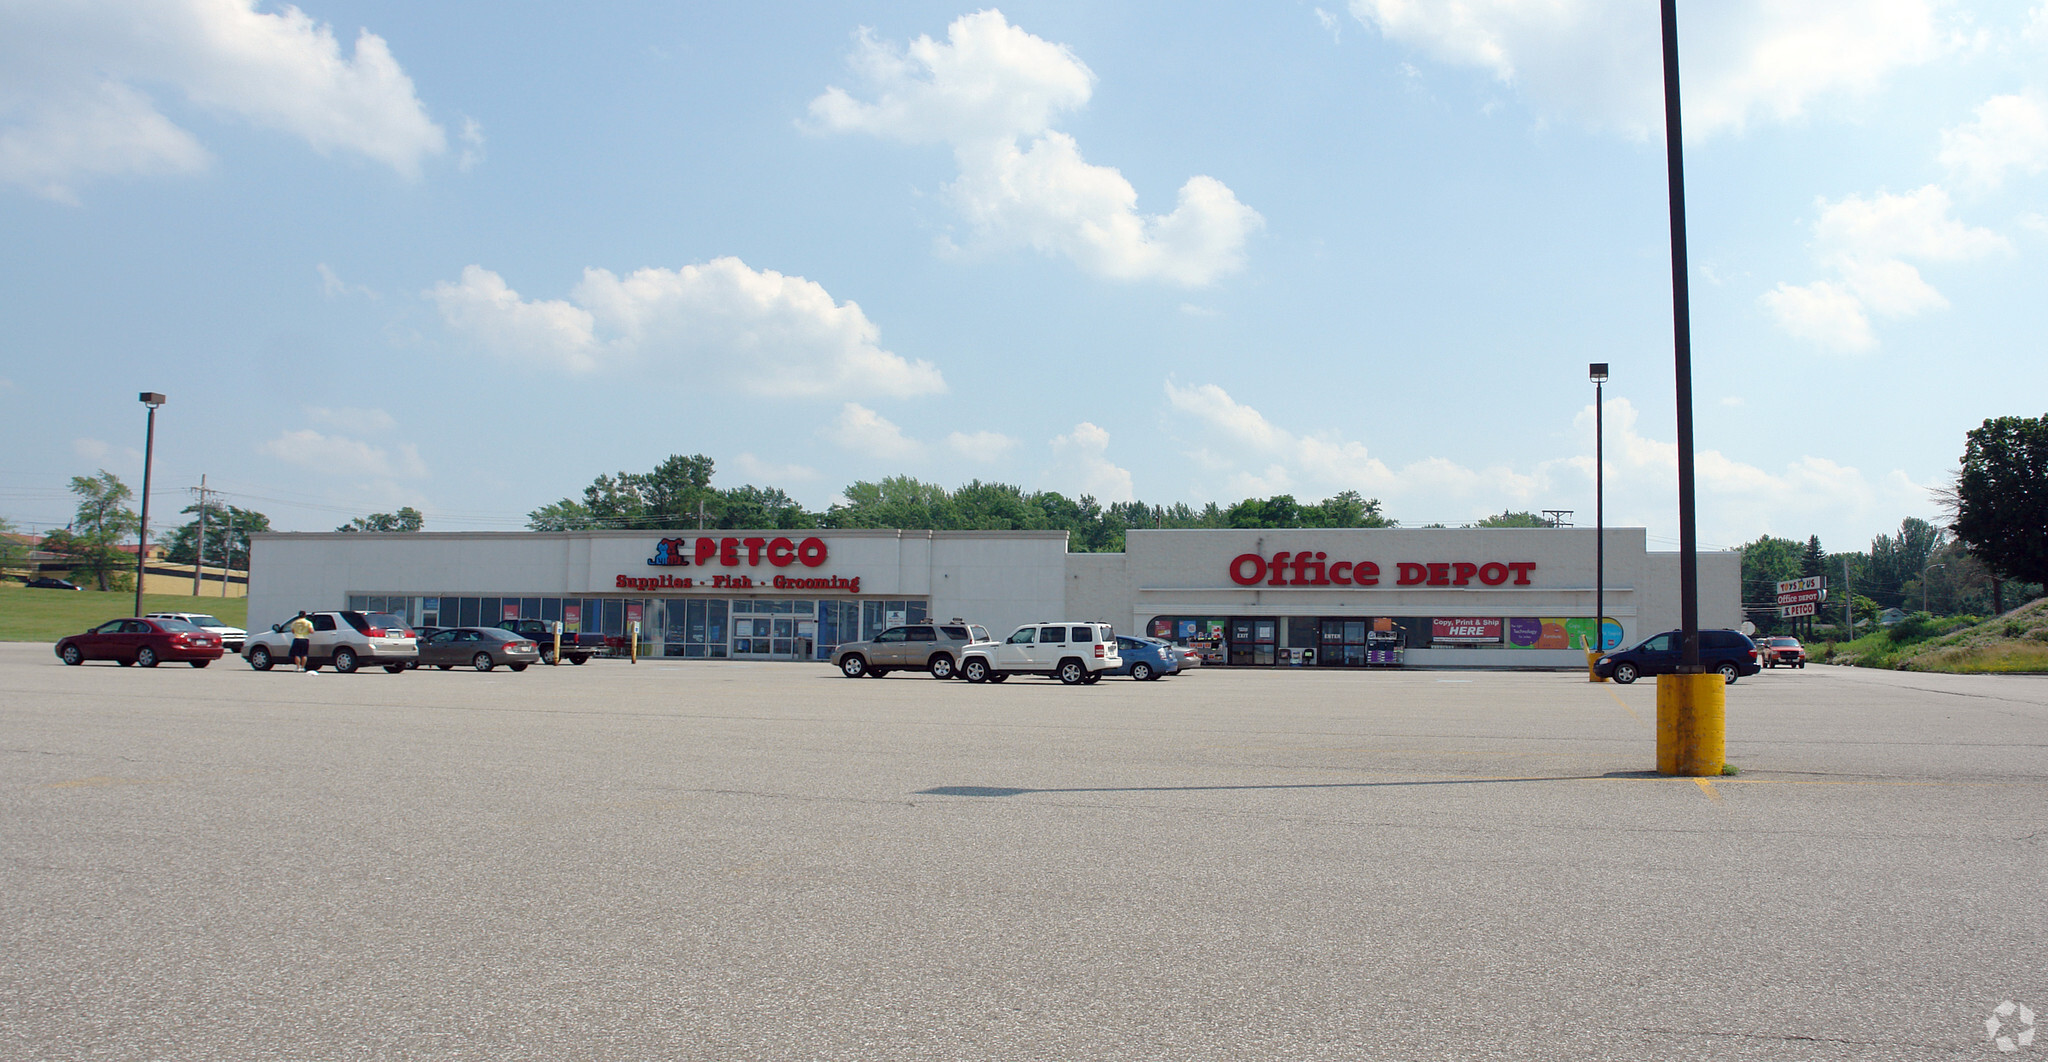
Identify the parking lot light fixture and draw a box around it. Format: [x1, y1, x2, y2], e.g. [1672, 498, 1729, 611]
[135, 392, 166, 617]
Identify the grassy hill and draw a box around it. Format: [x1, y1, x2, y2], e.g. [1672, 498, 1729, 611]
[0, 583, 248, 643]
[1823, 597, 2048, 673]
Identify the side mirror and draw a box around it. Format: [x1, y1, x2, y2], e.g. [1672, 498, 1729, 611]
[272, 623, 283, 633]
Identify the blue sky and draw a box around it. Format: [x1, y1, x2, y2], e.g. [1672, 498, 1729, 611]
[3, 1, 2043, 552]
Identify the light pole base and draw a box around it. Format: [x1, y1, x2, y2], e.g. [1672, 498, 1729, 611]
[1656, 672, 1725, 776]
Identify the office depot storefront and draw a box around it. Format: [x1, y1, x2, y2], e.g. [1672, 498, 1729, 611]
[247, 526, 1737, 669]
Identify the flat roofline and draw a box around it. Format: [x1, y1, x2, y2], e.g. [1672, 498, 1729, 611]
[251, 528, 1074, 542]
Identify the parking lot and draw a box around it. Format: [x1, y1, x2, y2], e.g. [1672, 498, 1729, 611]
[3, 642, 2044, 1060]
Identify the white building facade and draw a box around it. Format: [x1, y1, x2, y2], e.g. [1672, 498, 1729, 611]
[247, 526, 1740, 669]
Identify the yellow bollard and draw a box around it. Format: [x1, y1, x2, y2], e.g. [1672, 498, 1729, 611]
[1656, 672, 1726, 776]
[1585, 648, 1607, 682]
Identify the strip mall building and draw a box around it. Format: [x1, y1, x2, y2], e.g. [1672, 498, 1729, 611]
[246, 527, 1739, 669]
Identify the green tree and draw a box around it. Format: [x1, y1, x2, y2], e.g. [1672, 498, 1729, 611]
[1951, 414, 2048, 592]
[1470, 510, 1551, 528]
[0, 516, 28, 575]
[1801, 535, 1826, 578]
[826, 477, 960, 530]
[164, 501, 270, 569]
[1740, 535, 1805, 632]
[526, 499, 595, 532]
[715, 485, 815, 530]
[338, 507, 424, 533]
[53, 471, 138, 590]
[1304, 490, 1394, 528]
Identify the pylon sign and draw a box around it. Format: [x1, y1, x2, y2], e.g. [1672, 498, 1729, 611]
[1777, 576, 1826, 617]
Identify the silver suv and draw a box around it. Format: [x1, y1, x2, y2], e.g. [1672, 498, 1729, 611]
[244, 610, 418, 673]
[835, 621, 992, 680]
[959, 622, 1121, 685]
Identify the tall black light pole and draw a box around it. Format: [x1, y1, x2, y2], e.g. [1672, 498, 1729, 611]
[1659, 0, 1700, 670]
[135, 392, 166, 617]
[1590, 363, 1608, 652]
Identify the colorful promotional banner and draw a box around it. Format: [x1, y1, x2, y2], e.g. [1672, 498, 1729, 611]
[1503, 617, 1622, 650]
[1432, 617, 1502, 642]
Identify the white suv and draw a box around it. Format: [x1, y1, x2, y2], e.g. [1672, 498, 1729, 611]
[145, 611, 247, 653]
[959, 622, 1121, 685]
[244, 610, 417, 673]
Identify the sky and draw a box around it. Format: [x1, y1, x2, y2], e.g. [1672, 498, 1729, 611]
[2, 0, 2044, 553]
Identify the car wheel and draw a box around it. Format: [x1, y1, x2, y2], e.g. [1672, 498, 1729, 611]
[1082, 671, 1101, 684]
[249, 646, 274, 671]
[1612, 662, 1639, 685]
[989, 673, 1009, 683]
[1130, 662, 1153, 681]
[384, 664, 407, 674]
[330, 648, 358, 674]
[868, 668, 889, 678]
[539, 647, 557, 665]
[928, 654, 955, 680]
[190, 660, 210, 669]
[962, 658, 989, 684]
[437, 664, 453, 670]
[1058, 659, 1086, 685]
[1719, 662, 1739, 684]
[509, 664, 528, 672]
[60, 645, 82, 666]
[839, 654, 867, 679]
[136, 647, 158, 668]
[116, 659, 133, 666]
[568, 655, 587, 665]
[472, 652, 494, 672]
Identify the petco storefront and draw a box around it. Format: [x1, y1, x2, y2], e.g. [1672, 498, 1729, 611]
[246, 526, 1737, 669]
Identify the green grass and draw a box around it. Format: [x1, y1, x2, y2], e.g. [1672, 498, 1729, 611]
[0, 583, 247, 642]
[1820, 597, 2048, 674]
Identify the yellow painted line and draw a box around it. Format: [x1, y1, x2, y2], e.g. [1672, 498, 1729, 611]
[1693, 777, 1722, 802]
[1605, 687, 1644, 725]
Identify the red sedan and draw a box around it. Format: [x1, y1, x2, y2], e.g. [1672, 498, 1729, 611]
[55, 617, 225, 668]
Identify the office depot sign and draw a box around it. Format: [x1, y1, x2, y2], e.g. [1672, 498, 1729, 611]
[1228, 551, 1537, 588]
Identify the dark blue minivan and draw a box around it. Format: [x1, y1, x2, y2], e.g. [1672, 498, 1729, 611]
[1595, 629, 1761, 685]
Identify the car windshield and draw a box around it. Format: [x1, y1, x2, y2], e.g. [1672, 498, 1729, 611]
[156, 618, 203, 632]
[368, 613, 408, 631]
[183, 615, 226, 627]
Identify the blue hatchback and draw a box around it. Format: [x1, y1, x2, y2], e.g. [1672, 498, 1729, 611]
[1110, 635, 1181, 681]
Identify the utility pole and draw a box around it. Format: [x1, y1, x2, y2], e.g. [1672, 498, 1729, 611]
[190, 475, 211, 595]
[222, 504, 235, 597]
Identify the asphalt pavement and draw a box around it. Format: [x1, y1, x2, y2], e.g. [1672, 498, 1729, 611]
[2, 643, 2043, 1060]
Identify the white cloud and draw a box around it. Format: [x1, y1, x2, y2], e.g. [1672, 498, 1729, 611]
[430, 258, 946, 398]
[732, 453, 820, 482]
[457, 117, 485, 172]
[317, 263, 376, 300]
[820, 403, 920, 460]
[1939, 92, 2048, 190]
[0, 0, 445, 200]
[1348, 0, 1945, 137]
[261, 428, 427, 480]
[73, 437, 113, 461]
[810, 10, 1261, 285]
[945, 430, 1018, 461]
[1763, 186, 2008, 350]
[1760, 280, 1875, 352]
[1163, 384, 1934, 544]
[1050, 422, 1135, 503]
